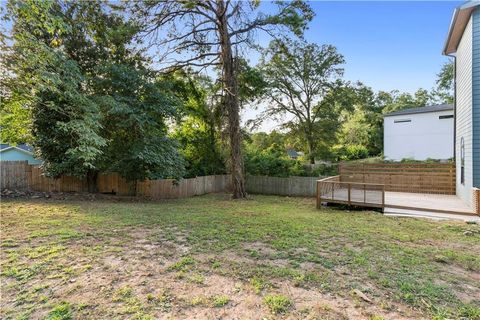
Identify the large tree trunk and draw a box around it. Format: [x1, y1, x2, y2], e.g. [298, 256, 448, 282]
[217, 0, 246, 199]
[86, 170, 98, 193]
[306, 128, 316, 164]
[307, 142, 315, 164]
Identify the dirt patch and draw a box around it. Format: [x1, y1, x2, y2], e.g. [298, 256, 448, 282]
[243, 241, 279, 257]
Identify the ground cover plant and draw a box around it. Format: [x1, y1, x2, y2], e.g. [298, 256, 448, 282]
[1, 194, 479, 319]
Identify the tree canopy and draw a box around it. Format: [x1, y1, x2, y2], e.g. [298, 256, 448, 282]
[2, 0, 184, 190]
[257, 39, 346, 163]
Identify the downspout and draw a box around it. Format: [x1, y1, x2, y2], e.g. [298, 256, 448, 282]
[444, 54, 456, 163]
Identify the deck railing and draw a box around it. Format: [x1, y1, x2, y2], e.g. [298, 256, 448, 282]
[339, 162, 455, 195]
[317, 176, 385, 210]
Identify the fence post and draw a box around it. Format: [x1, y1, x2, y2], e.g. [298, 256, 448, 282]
[316, 181, 320, 209]
[382, 184, 386, 212]
[363, 183, 366, 203]
[348, 183, 351, 205]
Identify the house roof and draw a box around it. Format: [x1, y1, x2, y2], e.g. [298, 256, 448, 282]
[383, 104, 454, 117]
[443, 1, 480, 55]
[0, 143, 34, 154]
[286, 149, 299, 158]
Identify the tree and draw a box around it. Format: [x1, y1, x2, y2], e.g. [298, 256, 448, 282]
[171, 74, 226, 177]
[132, 0, 313, 198]
[3, 0, 106, 189]
[434, 60, 454, 104]
[257, 39, 346, 164]
[336, 83, 383, 156]
[379, 88, 434, 115]
[3, 0, 184, 190]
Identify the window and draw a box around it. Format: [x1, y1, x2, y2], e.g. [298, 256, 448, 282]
[394, 119, 411, 123]
[439, 115, 454, 119]
[460, 137, 465, 185]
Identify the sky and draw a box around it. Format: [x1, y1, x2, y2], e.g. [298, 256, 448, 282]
[1, 1, 462, 131]
[243, 0, 462, 131]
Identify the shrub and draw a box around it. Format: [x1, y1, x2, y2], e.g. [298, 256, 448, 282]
[244, 152, 337, 177]
[333, 144, 369, 161]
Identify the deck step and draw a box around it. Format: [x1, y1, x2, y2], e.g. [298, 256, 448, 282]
[384, 208, 479, 222]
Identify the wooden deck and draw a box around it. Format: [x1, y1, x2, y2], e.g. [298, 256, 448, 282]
[317, 164, 478, 216]
[319, 187, 475, 215]
[385, 191, 474, 215]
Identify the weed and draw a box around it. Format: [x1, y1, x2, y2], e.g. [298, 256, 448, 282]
[167, 256, 195, 271]
[264, 294, 292, 314]
[250, 276, 266, 294]
[212, 295, 230, 307]
[187, 273, 205, 284]
[190, 295, 209, 306]
[113, 286, 133, 302]
[46, 302, 72, 320]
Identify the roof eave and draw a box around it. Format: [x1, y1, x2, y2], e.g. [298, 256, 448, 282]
[443, 2, 479, 55]
[383, 107, 454, 118]
[0, 146, 34, 155]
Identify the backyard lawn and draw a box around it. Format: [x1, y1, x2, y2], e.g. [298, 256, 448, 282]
[1, 194, 479, 320]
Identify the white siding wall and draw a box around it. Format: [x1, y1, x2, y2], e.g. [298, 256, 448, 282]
[384, 110, 454, 161]
[456, 16, 473, 206]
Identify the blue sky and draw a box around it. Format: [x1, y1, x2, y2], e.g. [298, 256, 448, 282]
[244, 1, 462, 131]
[260, 1, 460, 93]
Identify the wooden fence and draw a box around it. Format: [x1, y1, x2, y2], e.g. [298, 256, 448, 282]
[1, 161, 31, 190]
[246, 175, 325, 197]
[1, 162, 327, 198]
[339, 162, 456, 194]
[1, 161, 231, 199]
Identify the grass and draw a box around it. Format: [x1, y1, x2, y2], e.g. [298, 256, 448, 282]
[1, 194, 479, 319]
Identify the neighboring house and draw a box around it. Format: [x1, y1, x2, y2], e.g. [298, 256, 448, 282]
[443, 1, 480, 208]
[286, 149, 300, 159]
[286, 150, 305, 160]
[383, 104, 454, 161]
[0, 144, 42, 165]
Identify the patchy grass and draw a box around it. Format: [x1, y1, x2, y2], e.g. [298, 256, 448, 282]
[1, 194, 479, 319]
[264, 294, 293, 314]
[212, 295, 230, 307]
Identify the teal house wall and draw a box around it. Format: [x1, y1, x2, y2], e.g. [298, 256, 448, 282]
[473, 8, 480, 188]
[0, 148, 42, 165]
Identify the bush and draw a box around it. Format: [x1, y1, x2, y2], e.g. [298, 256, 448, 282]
[244, 152, 337, 177]
[333, 144, 369, 161]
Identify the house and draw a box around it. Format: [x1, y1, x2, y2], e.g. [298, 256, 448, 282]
[0, 144, 42, 165]
[383, 104, 454, 161]
[286, 149, 299, 159]
[443, 1, 480, 209]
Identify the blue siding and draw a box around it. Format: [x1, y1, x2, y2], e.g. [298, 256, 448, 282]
[0, 149, 42, 165]
[473, 8, 480, 188]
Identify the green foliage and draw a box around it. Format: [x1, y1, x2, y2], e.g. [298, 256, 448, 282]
[434, 60, 454, 104]
[0, 95, 33, 144]
[170, 74, 226, 178]
[264, 294, 292, 314]
[46, 302, 73, 320]
[5, 0, 106, 178]
[245, 148, 303, 178]
[4, 0, 184, 181]
[93, 63, 184, 180]
[259, 39, 346, 163]
[333, 144, 369, 161]
[212, 295, 230, 307]
[244, 133, 337, 177]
